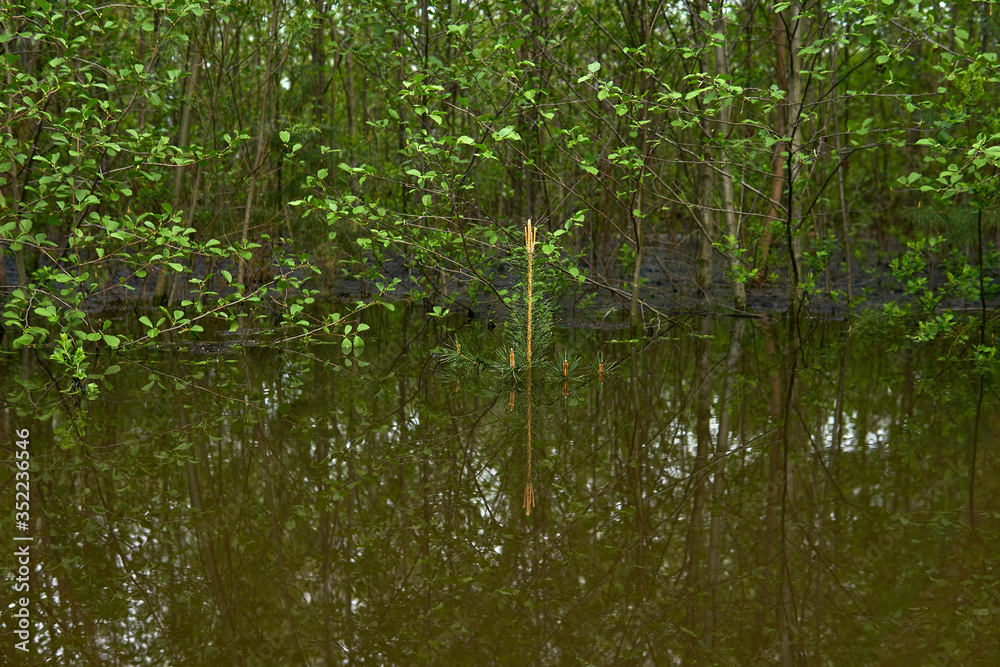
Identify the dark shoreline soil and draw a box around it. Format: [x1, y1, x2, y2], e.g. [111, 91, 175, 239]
[5, 233, 999, 325]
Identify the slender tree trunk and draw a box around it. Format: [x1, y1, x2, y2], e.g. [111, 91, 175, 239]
[758, 12, 790, 286]
[237, 0, 280, 288]
[629, 0, 652, 331]
[714, 3, 746, 310]
[693, 0, 715, 299]
[785, 3, 806, 315]
[1, 45, 14, 290]
[344, 35, 356, 140]
[831, 41, 853, 302]
[153, 36, 200, 304]
[311, 0, 326, 122]
[696, 171, 716, 298]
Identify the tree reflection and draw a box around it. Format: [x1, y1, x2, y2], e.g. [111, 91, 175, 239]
[1, 308, 997, 665]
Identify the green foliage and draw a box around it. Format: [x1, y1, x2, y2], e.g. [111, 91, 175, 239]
[889, 235, 949, 315]
[49, 332, 97, 398]
[0, 1, 386, 388]
[874, 234, 997, 351]
[5, 0, 1000, 387]
[715, 234, 759, 286]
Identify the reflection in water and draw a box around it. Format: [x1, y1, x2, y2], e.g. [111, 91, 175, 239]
[1, 309, 998, 665]
[523, 364, 535, 516]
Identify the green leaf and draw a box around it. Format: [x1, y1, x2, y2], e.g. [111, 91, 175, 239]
[279, 130, 290, 143]
[493, 126, 521, 141]
[342, 337, 353, 355]
[103, 334, 121, 348]
[588, 61, 601, 73]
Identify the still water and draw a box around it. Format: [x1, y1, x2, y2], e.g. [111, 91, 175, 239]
[1, 308, 998, 665]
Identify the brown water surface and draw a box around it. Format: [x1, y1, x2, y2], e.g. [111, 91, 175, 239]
[1, 309, 998, 665]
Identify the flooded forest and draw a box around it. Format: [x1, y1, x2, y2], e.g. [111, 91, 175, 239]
[2, 0, 1000, 664]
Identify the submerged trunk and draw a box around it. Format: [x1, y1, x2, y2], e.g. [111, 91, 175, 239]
[705, 317, 746, 647]
[686, 313, 714, 643]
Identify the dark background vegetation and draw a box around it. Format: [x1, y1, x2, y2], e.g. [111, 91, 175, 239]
[3, 0, 1000, 357]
